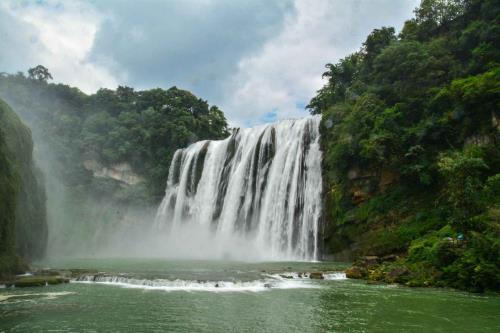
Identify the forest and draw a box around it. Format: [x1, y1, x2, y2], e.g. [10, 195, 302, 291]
[2, 1, 500, 332]
[0, 71, 229, 203]
[0, 0, 498, 293]
[311, 0, 499, 291]
[0, 70, 230, 270]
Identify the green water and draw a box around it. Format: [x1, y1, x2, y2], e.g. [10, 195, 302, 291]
[1, 259, 499, 332]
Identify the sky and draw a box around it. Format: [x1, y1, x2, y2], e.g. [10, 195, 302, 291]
[0, 0, 419, 127]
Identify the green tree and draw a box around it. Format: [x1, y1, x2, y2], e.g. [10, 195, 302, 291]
[438, 149, 488, 232]
[27, 65, 53, 82]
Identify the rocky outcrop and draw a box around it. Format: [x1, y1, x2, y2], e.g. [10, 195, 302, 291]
[2, 275, 69, 287]
[309, 272, 324, 279]
[83, 159, 143, 185]
[0, 98, 47, 275]
[344, 254, 419, 286]
[346, 167, 400, 203]
[345, 266, 366, 279]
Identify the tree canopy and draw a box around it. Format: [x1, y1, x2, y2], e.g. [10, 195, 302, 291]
[0, 73, 229, 202]
[312, 0, 499, 291]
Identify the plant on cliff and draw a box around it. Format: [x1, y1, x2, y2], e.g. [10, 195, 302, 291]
[0, 99, 47, 276]
[311, 0, 499, 291]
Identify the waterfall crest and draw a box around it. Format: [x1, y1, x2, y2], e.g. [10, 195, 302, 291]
[155, 116, 322, 260]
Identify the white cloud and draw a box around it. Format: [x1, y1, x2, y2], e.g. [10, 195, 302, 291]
[1, 0, 118, 93]
[221, 0, 419, 127]
[1, 0, 419, 124]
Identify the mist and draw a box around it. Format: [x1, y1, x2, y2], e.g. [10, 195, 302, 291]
[0, 82, 157, 260]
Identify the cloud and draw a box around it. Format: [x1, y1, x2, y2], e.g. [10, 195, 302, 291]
[87, 0, 292, 101]
[221, 0, 420, 126]
[0, 0, 117, 93]
[0, 0, 419, 125]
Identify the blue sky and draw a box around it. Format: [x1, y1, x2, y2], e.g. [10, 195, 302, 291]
[0, 0, 419, 126]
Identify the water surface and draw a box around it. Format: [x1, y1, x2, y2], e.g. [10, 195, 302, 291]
[1, 259, 498, 332]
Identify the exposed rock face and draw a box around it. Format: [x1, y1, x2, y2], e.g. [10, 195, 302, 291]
[378, 169, 399, 192]
[346, 167, 400, 203]
[346, 167, 377, 203]
[83, 160, 143, 185]
[0, 98, 47, 273]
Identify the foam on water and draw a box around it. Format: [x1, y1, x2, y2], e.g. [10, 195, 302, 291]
[324, 272, 347, 280]
[0, 291, 76, 302]
[72, 271, 347, 292]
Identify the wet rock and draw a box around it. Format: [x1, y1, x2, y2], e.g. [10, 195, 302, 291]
[3, 276, 69, 288]
[34, 268, 99, 279]
[36, 269, 60, 276]
[345, 266, 366, 279]
[264, 283, 272, 288]
[67, 269, 99, 278]
[280, 274, 293, 279]
[214, 283, 220, 288]
[309, 272, 324, 280]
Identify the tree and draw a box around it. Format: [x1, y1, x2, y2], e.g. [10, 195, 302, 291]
[363, 27, 396, 69]
[27, 65, 53, 82]
[438, 149, 488, 233]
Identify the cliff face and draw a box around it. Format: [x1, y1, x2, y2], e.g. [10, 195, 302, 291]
[0, 99, 47, 275]
[0, 122, 18, 274]
[83, 159, 143, 186]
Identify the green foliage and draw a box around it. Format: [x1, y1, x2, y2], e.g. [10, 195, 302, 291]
[0, 99, 47, 275]
[438, 148, 489, 231]
[0, 126, 18, 275]
[313, 0, 500, 291]
[0, 76, 229, 202]
[27, 65, 53, 82]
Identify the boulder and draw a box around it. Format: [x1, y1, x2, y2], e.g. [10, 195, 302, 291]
[309, 272, 324, 280]
[345, 266, 366, 279]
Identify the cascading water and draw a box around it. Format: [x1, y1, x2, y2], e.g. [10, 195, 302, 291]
[155, 116, 322, 260]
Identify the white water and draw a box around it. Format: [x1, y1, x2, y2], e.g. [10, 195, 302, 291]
[155, 116, 323, 260]
[73, 271, 345, 292]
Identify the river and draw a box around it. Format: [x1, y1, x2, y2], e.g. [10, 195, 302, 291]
[1, 259, 499, 332]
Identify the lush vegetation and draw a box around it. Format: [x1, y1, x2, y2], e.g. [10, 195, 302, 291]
[0, 69, 229, 257]
[0, 99, 47, 276]
[0, 73, 229, 203]
[310, 0, 499, 292]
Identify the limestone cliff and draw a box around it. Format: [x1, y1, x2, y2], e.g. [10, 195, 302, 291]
[83, 159, 143, 186]
[0, 99, 47, 275]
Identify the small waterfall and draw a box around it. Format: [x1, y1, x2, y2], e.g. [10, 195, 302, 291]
[155, 116, 322, 260]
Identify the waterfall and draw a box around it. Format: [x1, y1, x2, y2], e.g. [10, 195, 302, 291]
[155, 116, 322, 260]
